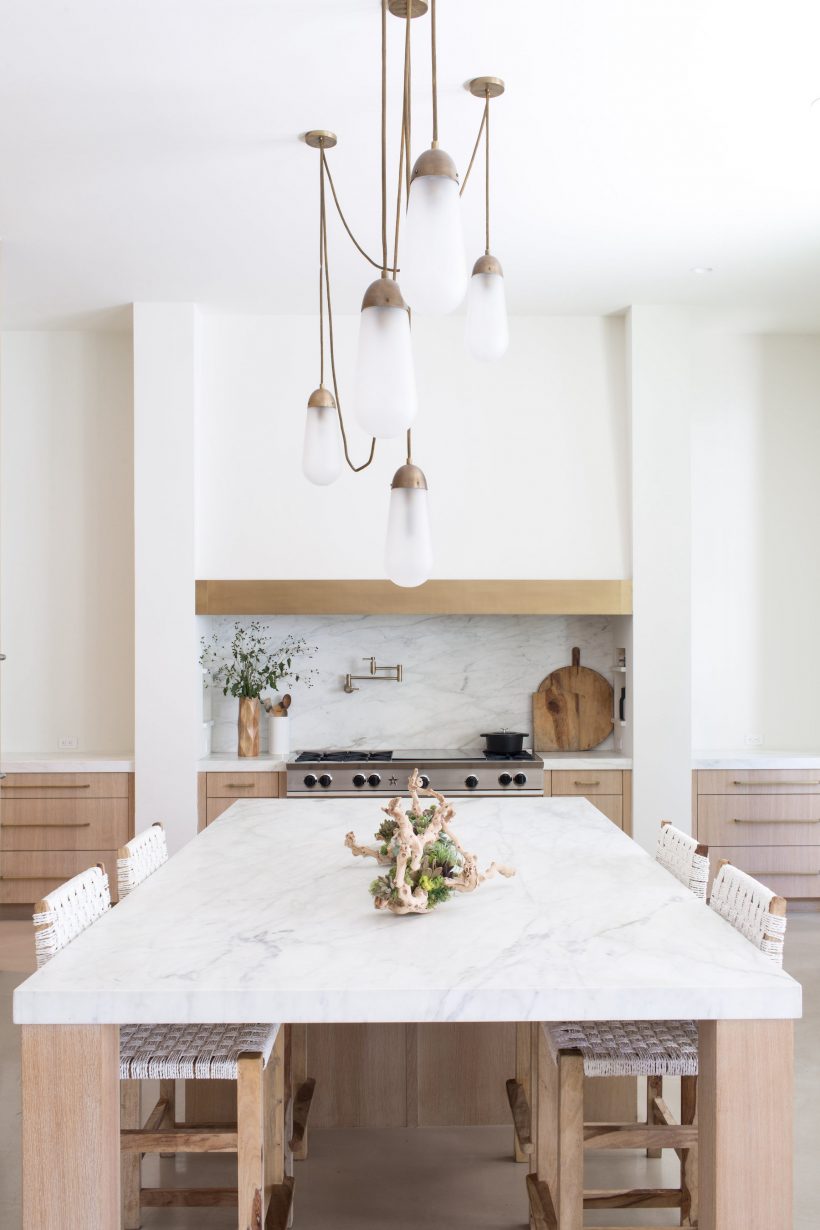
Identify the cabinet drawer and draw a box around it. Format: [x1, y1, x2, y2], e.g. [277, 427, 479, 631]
[697, 795, 820, 846]
[206, 772, 279, 799]
[0, 772, 130, 798]
[206, 798, 245, 824]
[708, 845, 820, 899]
[697, 769, 820, 795]
[588, 795, 623, 828]
[0, 850, 120, 903]
[0, 798, 129, 848]
[551, 770, 622, 796]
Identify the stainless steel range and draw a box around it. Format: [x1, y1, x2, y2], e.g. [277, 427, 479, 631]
[286, 749, 545, 797]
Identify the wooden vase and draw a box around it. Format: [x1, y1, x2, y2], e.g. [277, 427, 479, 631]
[237, 697, 260, 758]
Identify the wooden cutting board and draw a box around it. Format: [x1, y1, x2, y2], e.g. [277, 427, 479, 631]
[532, 647, 614, 751]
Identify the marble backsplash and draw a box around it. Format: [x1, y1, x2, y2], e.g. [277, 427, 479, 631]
[204, 614, 621, 753]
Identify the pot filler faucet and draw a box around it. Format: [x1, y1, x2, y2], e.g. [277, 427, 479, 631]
[344, 656, 404, 693]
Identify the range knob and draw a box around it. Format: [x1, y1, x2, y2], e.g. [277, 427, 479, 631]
[319, 774, 332, 789]
[352, 773, 366, 788]
[465, 774, 479, 790]
[419, 774, 430, 788]
[303, 773, 318, 788]
[368, 773, 381, 788]
[513, 772, 528, 786]
[498, 772, 513, 787]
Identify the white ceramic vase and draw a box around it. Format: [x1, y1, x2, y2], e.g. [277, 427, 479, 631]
[269, 714, 290, 756]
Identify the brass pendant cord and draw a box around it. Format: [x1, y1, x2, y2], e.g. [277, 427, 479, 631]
[391, 5, 412, 276]
[318, 153, 377, 473]
[381, 0, 388, 273]
[484, 90, 490, 253]
[430, 0, 438, 146]
[320, 150, 384, 272]
[460, 93, 488, 199]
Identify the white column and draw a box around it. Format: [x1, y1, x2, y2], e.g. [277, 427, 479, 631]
[133, 304, 200, 851]
[627, 307, 693, 848]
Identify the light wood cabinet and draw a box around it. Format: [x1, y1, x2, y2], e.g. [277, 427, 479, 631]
[694, 769, 820, 899]
[0, 773, 134, 905]
[548, 769, 631, 834]
[198, 771, 285, 829]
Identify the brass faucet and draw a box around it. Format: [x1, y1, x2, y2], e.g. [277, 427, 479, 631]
[344, 656, 404, 693]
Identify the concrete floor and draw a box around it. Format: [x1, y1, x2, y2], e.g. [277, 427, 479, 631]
[1, 914, 817, 1228]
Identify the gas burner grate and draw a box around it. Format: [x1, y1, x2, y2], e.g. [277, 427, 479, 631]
[294, 750, 393, 763]
[482, 750, 536, 761]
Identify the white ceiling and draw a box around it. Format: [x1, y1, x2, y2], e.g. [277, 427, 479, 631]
[2, 0, 820, 329]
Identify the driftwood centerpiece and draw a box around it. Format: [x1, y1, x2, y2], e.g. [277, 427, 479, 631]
[344, 768, 516, 915]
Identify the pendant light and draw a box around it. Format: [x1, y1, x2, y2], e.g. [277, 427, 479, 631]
[465, 77, 508, 361]
[385, 459, 433, 588]
[401, 0, 467, 315]
[302, 387, 344, 486]
[353, 276, 417, 438]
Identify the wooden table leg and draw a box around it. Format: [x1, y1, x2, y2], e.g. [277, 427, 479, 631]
[22, 1024, 120, 1229]
[698, 1020, 793, 1230]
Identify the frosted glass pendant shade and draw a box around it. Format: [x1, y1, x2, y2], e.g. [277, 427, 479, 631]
[465, 255, 508, 361]
[385, 464, 433, 588]
[353, 278, 417, 439]
[302, 388, 343, 486]
[402, 148, 467, 316]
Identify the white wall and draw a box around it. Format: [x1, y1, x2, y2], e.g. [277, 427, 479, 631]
[628, 308, 693, 847]
[133, 305, 201, 851]
[196, 313, 630, 580]
[691, 331, 820, 751]
[0, 330, 134, 753]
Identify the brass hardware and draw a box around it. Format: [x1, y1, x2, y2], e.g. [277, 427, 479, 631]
[748, 870, 819, 876]
[361, 276, 408, 312]
[574, 781, 600, 787]
[391, 463, 428, 491]
[0, 875, 70, 882]
[344, 659, 404, 693]
[1, 822, 91, 828]
[468, 76, 505, 98]
[307, 387, 336, 410]
[731, 780, 820, 787]
[388, 0, 428, 17]
[472, 253, 503, 277]
[732, 817, 820, 824]
[410, 146, 458, 184]
[303, 130, 337, 149]
[223, 783, 254, 789]
[1, 783, 91, 789]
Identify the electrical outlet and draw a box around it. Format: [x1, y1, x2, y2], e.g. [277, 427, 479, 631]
[744, 734, 764, 747]
[58, 735, 78, 750]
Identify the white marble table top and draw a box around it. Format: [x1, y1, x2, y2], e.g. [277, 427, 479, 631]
[13, 797, 801, 1026]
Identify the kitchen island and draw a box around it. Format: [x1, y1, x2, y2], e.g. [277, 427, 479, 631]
[14, 796, 801, 1228]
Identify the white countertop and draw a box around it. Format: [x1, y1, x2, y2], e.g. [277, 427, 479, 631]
[1, 752, 134, 773]
[693, 750, 820, 769]
[539, 750, 632, 769]
[199, 753, 289, 772]
[13, 796, 801, 1026]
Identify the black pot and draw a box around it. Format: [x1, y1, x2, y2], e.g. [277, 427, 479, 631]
[480, 730, 528, 755]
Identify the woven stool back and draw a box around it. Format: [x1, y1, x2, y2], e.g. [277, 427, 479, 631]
[117, 821, 169, 898]
[710, 861, 787, 967]
[32, 863, 111, 968]
[656, 820, 709, 899]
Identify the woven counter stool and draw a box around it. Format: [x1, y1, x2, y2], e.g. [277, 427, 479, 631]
[526, 860, 787, 1230]
[33, 862, 291, 1230]
[117, 820, 168, 898]
[506, 821, 709, 1166]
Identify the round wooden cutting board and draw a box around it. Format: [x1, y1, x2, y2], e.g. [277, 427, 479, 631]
[532, 647, 614, 751]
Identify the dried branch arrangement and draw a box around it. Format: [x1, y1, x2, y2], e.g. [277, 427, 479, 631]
[344, 769, 516, 915]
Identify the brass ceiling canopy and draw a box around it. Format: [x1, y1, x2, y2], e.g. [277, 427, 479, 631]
[307, 386, 337, 409]
[388, 0, 428, 17]
[411, 146, 459, 183]
[303, 130, 338, 149]
[391, 463, 428, 491]
[361, 276, 408, 311]
[468, 76, 505, 98]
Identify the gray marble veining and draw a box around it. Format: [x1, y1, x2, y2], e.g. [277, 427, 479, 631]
[14, 797, 801, 1025]
[204, 614, 620, 752]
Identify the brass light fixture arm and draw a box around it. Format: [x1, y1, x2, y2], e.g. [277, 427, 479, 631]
[320, 150, 385, 272]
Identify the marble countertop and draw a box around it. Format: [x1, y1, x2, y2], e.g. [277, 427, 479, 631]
[199, 753, 289, 772]
[1, 752, 135, 773]
[14, 796, 801, 1026]
[693, 750, 820, 769]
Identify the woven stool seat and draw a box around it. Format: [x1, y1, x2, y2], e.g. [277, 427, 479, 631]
[545, 1019, 699, 1077]
[119, 1021, 279, 1080]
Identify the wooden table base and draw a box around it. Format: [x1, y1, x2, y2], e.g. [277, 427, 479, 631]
[22, 1024, 120, 1229]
